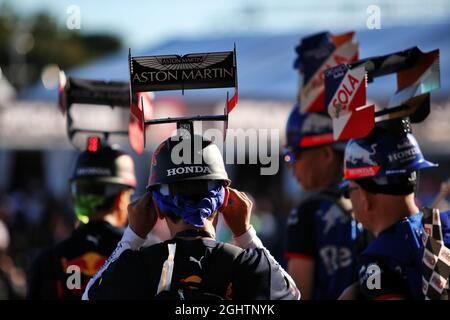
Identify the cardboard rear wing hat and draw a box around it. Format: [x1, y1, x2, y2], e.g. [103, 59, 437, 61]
[58, 71, 152, 153]
[294, 31, 359, 113]
[324, 46, 440, 141]
[128, 47, 238, 148]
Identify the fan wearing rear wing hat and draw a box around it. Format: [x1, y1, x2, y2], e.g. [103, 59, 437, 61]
[325, 49, 450, 300]
[58, 71, 153, 154]
[128, 47, 238, 149]
[28, 74, 142, 300]
[284, 31, 372, 300]
[294, 31, 359, 114]
[324, 47, 440, 141]
[83, 48, 300, 300]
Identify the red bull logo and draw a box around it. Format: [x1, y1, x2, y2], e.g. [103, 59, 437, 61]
[62, 252, 107, 277]
[180, 275, 202, 289]
[347, 143, 377, 166]
[344, 142, 380, 179]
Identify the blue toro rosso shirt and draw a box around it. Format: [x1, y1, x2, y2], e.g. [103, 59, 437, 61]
[357, 211, 450, 300]
[285, 186, 368, 299]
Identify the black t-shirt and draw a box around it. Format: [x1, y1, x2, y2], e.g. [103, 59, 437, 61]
[86, 237, 299, 300]
[28, 220, 122, 300]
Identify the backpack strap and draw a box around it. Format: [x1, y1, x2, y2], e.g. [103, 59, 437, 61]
[156, 243, 177, 295]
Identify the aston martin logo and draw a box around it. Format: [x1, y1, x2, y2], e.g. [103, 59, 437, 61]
[134, 52, 231, 71]
[130, 50, 236, 91]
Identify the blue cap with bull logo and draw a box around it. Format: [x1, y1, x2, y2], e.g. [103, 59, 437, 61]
[343, 126, 437, 181]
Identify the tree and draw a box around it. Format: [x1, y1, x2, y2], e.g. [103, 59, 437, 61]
[0, 3, 122, 90]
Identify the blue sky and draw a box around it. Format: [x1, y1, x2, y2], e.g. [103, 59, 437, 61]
[3, 0, 450, 49]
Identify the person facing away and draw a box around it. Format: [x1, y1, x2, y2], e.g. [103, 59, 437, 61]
[28, 145, 136, 299]
[83, 134, 300, 300]
[339, 121, 450, 300]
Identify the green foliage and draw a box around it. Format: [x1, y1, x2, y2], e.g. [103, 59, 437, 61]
[0, 3, 122, 89]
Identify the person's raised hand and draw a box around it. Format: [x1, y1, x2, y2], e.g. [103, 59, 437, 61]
[220, 188, 252, 237]
[127, 192, 159, 239]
